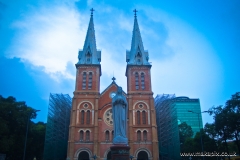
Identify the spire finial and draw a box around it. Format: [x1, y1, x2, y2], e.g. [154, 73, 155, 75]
[126, 8, 150, 65]
[77, 7, 101, 65]
[112, 76, 116, 82]
[90, 8, 95, 16]
[133, 9, 138, 17]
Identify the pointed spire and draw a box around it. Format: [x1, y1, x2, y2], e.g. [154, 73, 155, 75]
[126, 9, 150, 65]
[77, 8, 101, 65]
[131, 10, 144, 55]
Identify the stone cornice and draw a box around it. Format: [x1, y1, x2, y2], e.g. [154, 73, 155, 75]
[125, 64, 152, 76]
[127, 92, 154, 96]
[75, 64, 102, 76]
[73, 91, 100, 96]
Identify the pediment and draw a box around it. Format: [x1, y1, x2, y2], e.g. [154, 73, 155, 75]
[99, 82, 127, 110]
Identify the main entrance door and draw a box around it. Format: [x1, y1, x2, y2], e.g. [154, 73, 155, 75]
[137, 151, 148, 160]
[107, 151, 111, 160]
[78, 151, 90, 160]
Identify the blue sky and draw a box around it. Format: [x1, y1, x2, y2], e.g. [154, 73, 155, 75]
[0, 0, 239, 125]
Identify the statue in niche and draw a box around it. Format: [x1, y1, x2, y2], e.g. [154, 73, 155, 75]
[112, 86, 128, 144]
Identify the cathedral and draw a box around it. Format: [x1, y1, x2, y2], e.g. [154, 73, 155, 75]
[67, 9, 159, 160]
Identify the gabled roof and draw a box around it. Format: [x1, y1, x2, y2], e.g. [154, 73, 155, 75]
[100, 80, 127, 96]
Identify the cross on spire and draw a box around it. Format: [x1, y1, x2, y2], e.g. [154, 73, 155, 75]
[77, 7, 101, 65]
[90, 8, 95, 16]
[133, 9, 138, 17]
[126, 8, 150, 65]
[112, 76, 116, 82]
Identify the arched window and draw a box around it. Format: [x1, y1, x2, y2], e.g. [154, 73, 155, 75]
[105, 131, 109, 141]
[86, 131, 90, 141]
[135, 72, 139, 90]
[86, 110, 90, 124]
[80, 131, 84, 141]
[142, 111, 146, 124]
[141, 73, 145, 90]
[88, 72, 92, 89]
[136, 52, 142, 64]
[86, 52, 91, 64]
[137, 111, 140, 124]
[137, 131, 141, 141]
[82, 72, 86, 90]
[143, 130, 147, 141]
[81, 110, 84, 124]
[112, 131, 114, 140]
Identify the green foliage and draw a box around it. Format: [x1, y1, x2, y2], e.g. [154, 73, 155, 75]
[0, 95, 46, 160]
[179, 123, 216, 154]
[179, 122, 193, 144]
[181, 128, 224, 160]
[179, 92, 240, 160]
[178, 122, 199, 154]
[209, 92, 240, 155]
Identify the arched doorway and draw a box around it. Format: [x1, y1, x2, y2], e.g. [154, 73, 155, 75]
[78, 151, 90, 160]
[137, 151, 148, 160]
[107, 151, 111, 160]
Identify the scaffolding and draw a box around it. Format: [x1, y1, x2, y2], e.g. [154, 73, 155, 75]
[43, 93, 72, 160]
[155, 94, 181, 160]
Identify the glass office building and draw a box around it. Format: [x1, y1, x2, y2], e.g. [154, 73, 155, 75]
[173, 96, 203, 135]
[155, 94, 203, 160]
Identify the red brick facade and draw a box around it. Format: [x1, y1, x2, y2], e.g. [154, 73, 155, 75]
[126, 65, 159, 159]
[67, 11, 159, 159]
[67, 63, 159, 159]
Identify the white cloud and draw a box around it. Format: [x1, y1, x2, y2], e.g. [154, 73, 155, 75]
[7, 3, 224, 124]
[144, 8, 223, 92]
[8, 4, 87, 81]
[141, 6, 223, 123]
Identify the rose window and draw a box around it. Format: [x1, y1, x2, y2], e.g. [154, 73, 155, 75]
[104, 109, 113, 126]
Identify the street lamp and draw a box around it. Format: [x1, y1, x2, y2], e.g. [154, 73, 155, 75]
[92, 154, 97, 160]
[130, 155, 134, 160]
[188, 110, 208, 160]
[23, 110, 40, 160]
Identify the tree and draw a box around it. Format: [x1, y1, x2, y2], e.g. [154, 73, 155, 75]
[204, 123, 217, 139]
[26, 122, 46, 160]
[208, 92, 240, 159]
[204, 123, 225, 153]
[179, 122, 193, 144]
[225, 92, 240, 154]
[0, 95, 46, 160]
[179, 122, 194, 153]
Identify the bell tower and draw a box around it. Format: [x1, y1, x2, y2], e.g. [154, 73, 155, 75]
[67, 8, 101, 160]
[126, 10, 159, 159]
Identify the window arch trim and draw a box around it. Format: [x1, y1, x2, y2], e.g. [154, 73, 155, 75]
[88, 72, 92, 89]
[85, 130, 90, 141]
[86, 110, 90, 124]
[137, 130, 141, 141]
[142, 110, 146, 124]
[82, 72, 87, 90]
[135, 72, 139, 90]
[141, 72, 145, 90]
